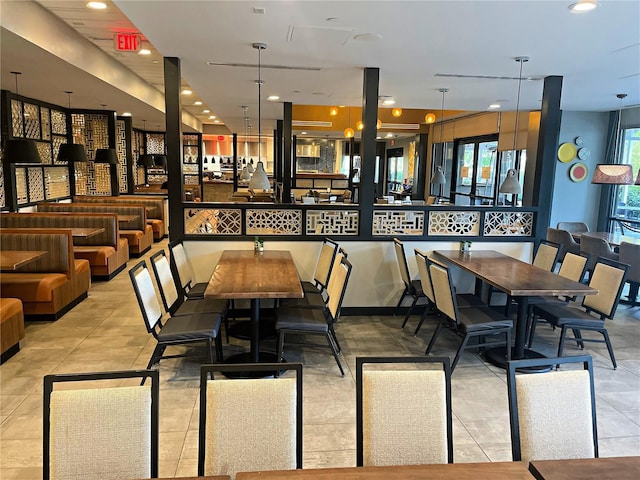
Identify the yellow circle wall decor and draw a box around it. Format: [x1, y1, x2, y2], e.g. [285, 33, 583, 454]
[558, 142, 577, 163]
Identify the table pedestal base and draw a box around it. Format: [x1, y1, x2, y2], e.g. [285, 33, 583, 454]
[227, 319, 276, 341]
[484, 347, 551, 373]
[222, 352, 283, 378]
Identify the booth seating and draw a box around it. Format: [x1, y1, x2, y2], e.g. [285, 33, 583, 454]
[291, 188, 352, 203]
[0, 213, 129, 280]
[74, 195, 167, 241]
[0, 229, 91, 321]
[0, 298, 25, 363]
[37, 203, 152, 256]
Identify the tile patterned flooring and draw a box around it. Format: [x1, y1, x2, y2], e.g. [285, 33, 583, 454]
[1, 240, 639, 478]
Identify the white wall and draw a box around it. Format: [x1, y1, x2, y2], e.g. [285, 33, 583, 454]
[186, 240, 533, 308]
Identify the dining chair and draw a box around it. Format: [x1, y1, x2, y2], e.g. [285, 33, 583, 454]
[301, 237, 338, 295]
[579, 234, 619, 279]
[412, 249, 484, 336]
[43, 369, 159, 480]
[276, 256, 353, 375]
[393, 238, 426, 330]
[530, 257, 629, 369]
[149, 250, 231, 340]
[557, 221, 590, 234]
[507, 355, 597, 465]
[619, 241, 640, 306]
[546, 227, 581, 263]
[198, 363, 303, 478]
[425, 259, 513, 371]
[356, 356, 453, 467]
[129, 260, 224, 370]
[168, 240, 209, 299]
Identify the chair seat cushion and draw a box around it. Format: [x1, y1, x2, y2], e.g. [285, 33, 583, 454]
[174, 298, 229, 317]
[158, 313, 221, 342]
[456, 294, 486, 308]
[276, 307, 328, 332]
[186, 282, 208, 299]
[73, 246, 116, 265]
[279, 291, 325, 309]
[458, 307, 513, 332]
[301, 281, 320, 294]
[532, 304, 604, 328]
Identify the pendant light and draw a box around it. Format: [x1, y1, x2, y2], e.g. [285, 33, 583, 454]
[344, 107, 354, 139]
[2, 138, 41, 164]
[94, 148, 118, 164]
[392, 107, 402, 117]
[431, 88, 448, 196]
[425, 112, 436, 124]
[592, 93, 633, 184]
[57, 91, 88, 163]
[499, 56, 528, 198]
[248, 42, 271, 191]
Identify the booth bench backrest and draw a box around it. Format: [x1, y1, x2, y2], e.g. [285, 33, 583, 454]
[0, 229, 73, 276]
[0, 213, 119, 248]
[73, 196, 164, 221]
[37, 203, 147, 231]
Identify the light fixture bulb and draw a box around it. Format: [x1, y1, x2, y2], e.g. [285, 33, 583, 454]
[86, 1, 107, 9]
[569, 0, 597, 12]
[344, 127, 355, 139]
[329, 106, 339, 116]
[425, 113, 436, 124]
[391, 107, 402, 117]
[356, 121, 364, 131]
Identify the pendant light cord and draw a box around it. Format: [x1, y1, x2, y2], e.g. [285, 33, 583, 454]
[253, 43, 266, 164]
[438, 88, 448, 169]
[512, 56, 529, 155]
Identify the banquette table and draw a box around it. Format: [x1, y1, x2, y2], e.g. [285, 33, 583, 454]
[529, 456, 640, 480]
[205, 250, 303, 364]
[0, 250, 48, 272]
[431, 250, 597, 370]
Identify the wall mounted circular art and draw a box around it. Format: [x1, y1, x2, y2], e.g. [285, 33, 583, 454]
[558, 143, 577, 162]
[569, 162, 588, 182]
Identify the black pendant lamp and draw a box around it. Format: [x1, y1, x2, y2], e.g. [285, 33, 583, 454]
[3, 138, 41, 163]
[138, 154, 155, 167]
[57, 143, 87, 163]
[94, 148, 118, 164]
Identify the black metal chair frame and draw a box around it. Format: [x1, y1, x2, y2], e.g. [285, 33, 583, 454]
[43, 369, 159, 480]
[129, 260, 223, 370]
[304, 237, 339, 295]
[168, 239, 209, 299]
[507, 355, 598, 462]
[393, 238, 426, 329]
[198, 363, 303, 476]
[412, 249, 439, 336]
[355, 356, 454, 467]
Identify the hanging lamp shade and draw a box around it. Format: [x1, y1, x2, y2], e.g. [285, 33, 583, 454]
[329, 106, 339, 116]
[356, 120, 364, 131]
[3, 138, 41, 163]
[154, 154, 168, 168]
[392, 107, 402, 117]
[248, 160, 270, 190]
[57, 143, 87, 163]
[344, 127, 355, 139]
[431, 166, 446, 185]
[425, 113, 436, 124]
[247, 162, 255, 174]
[499, 168, 522, 194]
[94, 148, 118, 164]
[138, 154, 155, 167]
[591, 164, 634, 184]
[239, 166, 250, 181]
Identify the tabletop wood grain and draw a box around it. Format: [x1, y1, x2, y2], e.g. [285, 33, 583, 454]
[432, 250, 597, 297]
[235, 461, 533, 479]
[205, 250, 303, 300]
[529, 456, 640, 480]
[0, 250, 48, 271]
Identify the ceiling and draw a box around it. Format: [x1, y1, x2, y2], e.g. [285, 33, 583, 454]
[1, 0, 639, 137]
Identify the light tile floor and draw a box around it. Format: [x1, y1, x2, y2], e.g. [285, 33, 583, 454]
[1, 240, 639, 478]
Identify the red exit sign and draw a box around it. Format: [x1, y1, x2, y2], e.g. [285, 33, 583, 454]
[113, 33, 141, 52]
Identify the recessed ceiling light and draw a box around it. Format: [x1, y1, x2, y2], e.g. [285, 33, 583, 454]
[86, 1, 107, 9]
[488, 104, 501, 109]
[326, 17, 339, 23]
[152, 60, 159, 64]
[301, 131, 307, 135]
[209, 115, 216, 119]
[385, 133, 393, 138]
[194, 101, 203, 106]
[214, 120, 220, 123]
[138, 49, 151, 55]
[382, 99, 395, 105]
[267, 95, 280, 101]
[203, 109, 210, 113]
[569, 0, 597, 12]
[353, 33, 382, 42]
[181, 89, 192, 95]
[121, 112, 132, 117]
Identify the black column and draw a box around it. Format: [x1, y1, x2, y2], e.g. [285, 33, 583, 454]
[360, 67, 380, 235]
[107, 111, 119, 196]
[416, 133, 428, 200]
[530, 76, 562, 240]
[164, 57, 183, 242]
[276, 119, 284, 183]
[232, 133, 238, 191]
[283, 102, 293, 203]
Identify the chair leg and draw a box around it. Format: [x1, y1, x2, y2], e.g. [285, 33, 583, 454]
[215, 332, 224, 362]
[425, 322, 444, 355]
[329, 326, 341, 353]
[601, 329, 617, 369]
[504, 295, 513, 316]
[394, 287, 409, 317]
[207, 338, 214, 364]
[401, 295, 419, 329]
[527, 312, 539, 348]
[147, 344, 166, 369]
[413, 303, 435, 336]
[326, 332, 345, 376]
[452, 334, 472, 371]
[557, 326, 569, 358]
[572, 328, 585, 349]
[277, 330, 285, 362]
[505, 329, 512, 361]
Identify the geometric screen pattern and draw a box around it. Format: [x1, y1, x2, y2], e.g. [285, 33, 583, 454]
[483, 211, 534, 236]
[428, 211, 480, 236]
[0, 165, 4, 208]
[116, 119, 128, 192]
[15, 168, 28, 204]
[45, 167, 71, 199]
[184, 208, 242, 235]
[372, 210, 425, 236]
[306, 210, 359, 235]
[28, 168, 44, 203]
[11, 99, 24, 137]
[246, 209, 302, 235]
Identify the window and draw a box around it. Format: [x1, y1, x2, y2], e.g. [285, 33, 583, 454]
[612, 127, 640, 236]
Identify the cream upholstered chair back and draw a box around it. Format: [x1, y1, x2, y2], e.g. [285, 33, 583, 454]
[149, 250, 180, 313]
[428, 262, 457, 321]
[356, 356, 453, 466]
[558, 252, 589, 282]
[582, 259, 628, 318]
[325, 255, 352, 321]
[507, 355, 597, 465]
[44, 370, 159, 480]
[557, 221, 590, 234]
[198, 363, 303, 479]
[532, 242, 559, 271]
[169, 241, 196, 290]
[313, 238, 338, 290]
[130, 261, 164, 334]
[619, 241, 640, 285]
[414, 249, 435, 304]
[393, 238, 412, 289]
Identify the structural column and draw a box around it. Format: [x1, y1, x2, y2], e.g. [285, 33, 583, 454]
[359, 67, 380, 235]
[283, 102, 293, 203]
[164, 57, 183, 241]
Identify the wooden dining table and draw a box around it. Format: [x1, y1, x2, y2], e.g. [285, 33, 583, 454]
[234, 461, 534, 479]
[0, 250, 48, 272]
[529, 456, 640, 480]
[432, 250, 597, 370]
[205, 250, 303, 364]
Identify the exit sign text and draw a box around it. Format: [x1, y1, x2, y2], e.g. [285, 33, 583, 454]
[114, 33, 141, 52]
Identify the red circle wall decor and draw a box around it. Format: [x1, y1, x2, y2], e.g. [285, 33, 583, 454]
[569, 162, 588, 182]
